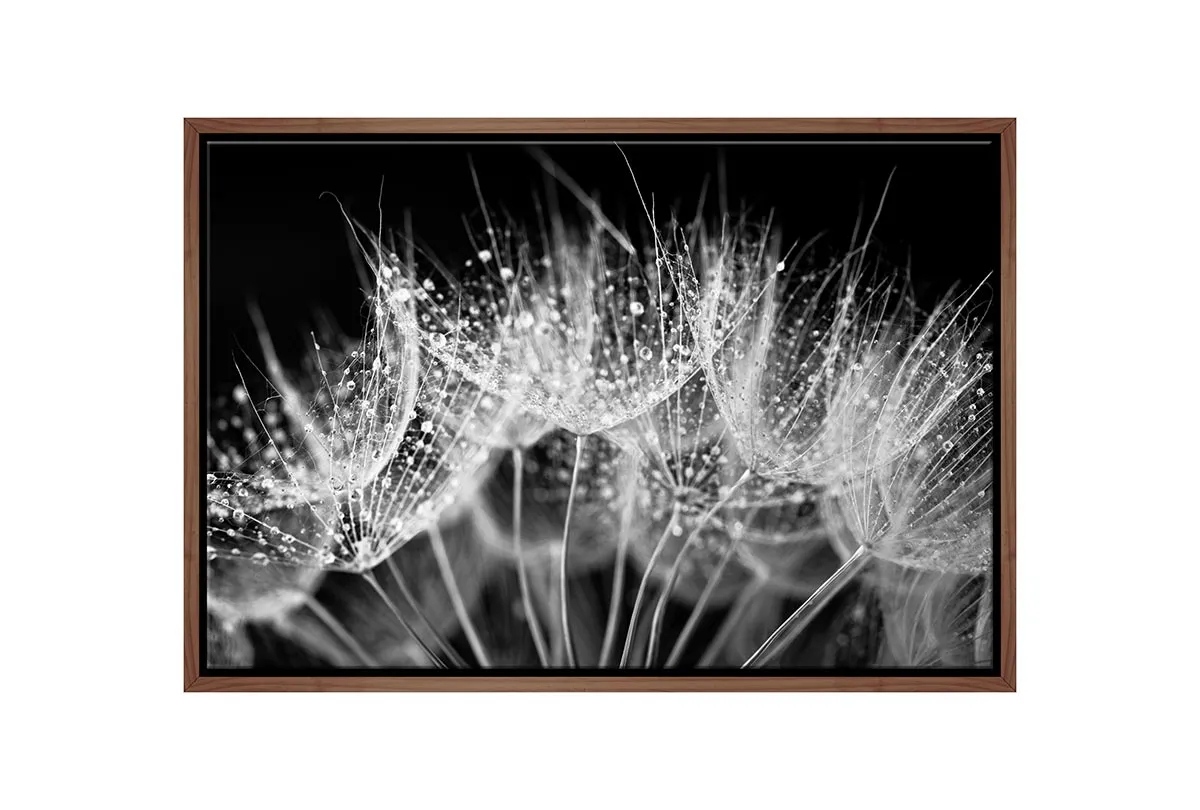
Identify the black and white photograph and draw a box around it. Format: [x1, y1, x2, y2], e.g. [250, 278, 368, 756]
[201, 133, 1001, 675]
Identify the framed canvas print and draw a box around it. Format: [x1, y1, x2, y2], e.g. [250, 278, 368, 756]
[185, 118, 1015, 691]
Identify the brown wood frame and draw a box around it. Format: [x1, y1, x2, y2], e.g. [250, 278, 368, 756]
[185, 118, 1015, 692]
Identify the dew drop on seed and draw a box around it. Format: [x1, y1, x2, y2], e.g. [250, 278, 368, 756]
[630, 301, 645, 317]
[499, 266, 514, 282]
[942, 440, 954, 451]
[638, 346, 653, 361]
[421, 420, 434, 433]
[477, 249, 493, 262]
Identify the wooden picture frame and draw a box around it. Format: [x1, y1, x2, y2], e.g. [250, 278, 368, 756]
[185, 118, 1015, 692]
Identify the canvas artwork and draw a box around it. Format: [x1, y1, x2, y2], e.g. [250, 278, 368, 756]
[194, 124, 1007, 683]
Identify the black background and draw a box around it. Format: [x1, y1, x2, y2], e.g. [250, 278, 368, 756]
[205, 135, 999, 389]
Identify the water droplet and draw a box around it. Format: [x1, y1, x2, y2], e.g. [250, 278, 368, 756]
[421, 420, 434, 433]
[638, 346, 653, 361]
[499, 266, 514, 282]
[629, 301, 645, 317]
[477, 249, 493, 262]
[942, 440, 954, 451]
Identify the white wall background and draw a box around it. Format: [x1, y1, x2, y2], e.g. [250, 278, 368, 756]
[2, 2, 1195, 807]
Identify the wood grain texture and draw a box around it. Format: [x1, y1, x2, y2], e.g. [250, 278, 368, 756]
[183, 118, 1016, 692]
[184, 121, 201, 690]
[186, 117, 1013, 135]
[188, 675, 1015, 693]
[998, 121, 1017, 690]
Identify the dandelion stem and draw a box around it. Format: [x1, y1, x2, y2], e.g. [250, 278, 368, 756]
[620, 501, 682, 668]
[665, 534, 742, 668]
[382, 553, 468, 668]
[598, 490, 634, 667]
[361, 569, 446, 668]
[428, 523, 491, 668]
[742, 544, 871, 668]
[559, 433, 585, 668]
[303, 596, 380, 668]
[646, 469, 752, 666]
[697, 580, 763, 667]
[512, 446, 551, 667]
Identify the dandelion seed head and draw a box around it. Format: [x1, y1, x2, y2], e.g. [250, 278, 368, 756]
[830, 366, 994, 575]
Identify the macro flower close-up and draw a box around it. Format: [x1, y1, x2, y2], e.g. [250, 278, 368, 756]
[202, 138, 1000, 673]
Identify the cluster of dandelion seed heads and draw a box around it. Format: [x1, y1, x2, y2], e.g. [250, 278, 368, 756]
[205, 201, 995, 668]
[370, 215, 702, 436]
